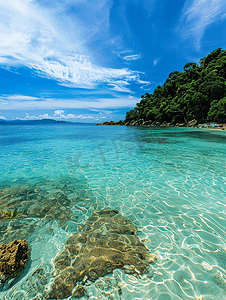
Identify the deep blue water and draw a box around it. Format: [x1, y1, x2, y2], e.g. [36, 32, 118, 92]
[0, 124, 226, 299]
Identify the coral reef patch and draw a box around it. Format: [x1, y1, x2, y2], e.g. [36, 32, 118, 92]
[0, 240, 28, 282]
[49, 208, 156, 299]
[0, 177, 97, 245]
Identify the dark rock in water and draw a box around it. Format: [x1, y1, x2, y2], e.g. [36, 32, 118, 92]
[49, 208, 156, 299]
[0, 179, 97, 245]
[0, 178, 99, 251]
[0, 185, 72, 227]
[0, 240, 28, 282]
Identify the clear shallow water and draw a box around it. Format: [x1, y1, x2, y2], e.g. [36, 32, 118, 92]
[0, 124, 226, 300]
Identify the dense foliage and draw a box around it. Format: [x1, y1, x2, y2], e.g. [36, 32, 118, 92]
[125, 48, 226, 124]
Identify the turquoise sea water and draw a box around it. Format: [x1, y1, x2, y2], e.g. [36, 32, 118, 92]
[0, 124, 226, 300]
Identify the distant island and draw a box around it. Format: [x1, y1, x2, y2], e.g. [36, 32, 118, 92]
[99, 48, 226, 127]
[0, 119, 72, 125]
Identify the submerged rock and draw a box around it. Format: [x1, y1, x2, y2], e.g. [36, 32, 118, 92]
[72, 285, 85, 298]
[0, 240, 28, 282]
[0, 178, 98, 244]
[49, 208, 156, 299]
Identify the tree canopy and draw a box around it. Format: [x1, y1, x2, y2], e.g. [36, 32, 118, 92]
[125, 48, 226, 124]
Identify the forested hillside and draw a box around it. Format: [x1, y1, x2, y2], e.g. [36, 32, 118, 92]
[125, 48, 226, 124]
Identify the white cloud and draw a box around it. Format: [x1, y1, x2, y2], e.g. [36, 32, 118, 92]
[0, 0, 140, 88]
[24, 113, 39, 120]
[179, 0, 226, 48]
[110, 85, 132, 92]
[0, 94, 140, 109]
[23, 111, 106, 121]
[109, 80, 133, 93]
[122, 54, 142, 61]
[136, 79, 151, 90]
[5, 95, 39, 101]
[89, 109, 100, 112]
[153, 58, 160, 66]
[0, 115, 6, 119]
[53, 110, 65, 116]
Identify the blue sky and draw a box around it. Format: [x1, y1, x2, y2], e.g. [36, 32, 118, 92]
[1, 0, 226, 122]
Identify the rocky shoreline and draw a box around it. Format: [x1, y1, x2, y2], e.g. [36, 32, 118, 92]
[97, 119, 226, 130]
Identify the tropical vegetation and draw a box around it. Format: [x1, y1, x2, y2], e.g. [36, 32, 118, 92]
[125, 48, 226, 124]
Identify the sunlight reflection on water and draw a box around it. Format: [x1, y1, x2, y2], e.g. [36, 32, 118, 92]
[0, 125, 226, 299]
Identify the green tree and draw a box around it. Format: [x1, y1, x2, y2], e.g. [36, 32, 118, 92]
[207, 98, 226, 123]
[124, 48, 226, 125]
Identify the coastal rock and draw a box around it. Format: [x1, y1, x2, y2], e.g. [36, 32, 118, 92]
[129, 119, 144, 126]
[142, 121, 152, 126]
[0, 240, 28, 282]
[136, 119, 144, 125]
[175, 123, 185, 127]
[187, 119, 197, 127]
[49, 208, 156, 299]
[129, 120, 137, 126]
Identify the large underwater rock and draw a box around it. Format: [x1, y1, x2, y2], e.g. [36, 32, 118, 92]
[0, 240, 28, 282]
[49, 208, 156, 299]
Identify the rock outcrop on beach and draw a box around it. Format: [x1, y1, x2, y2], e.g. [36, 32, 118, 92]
[49, 208, 156, 299]
[0, 240, 28, 282]
[187, 119, 198, 127]
[98, 119, 226, 129]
